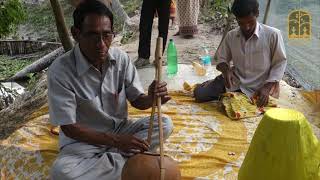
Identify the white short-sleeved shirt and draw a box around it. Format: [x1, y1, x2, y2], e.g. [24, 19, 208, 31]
[48, 44, 144, 148]
[216, 22, 287, 97]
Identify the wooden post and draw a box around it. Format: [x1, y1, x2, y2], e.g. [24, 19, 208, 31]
[50, 0, 73, 51]
[263, 0, 272, 24]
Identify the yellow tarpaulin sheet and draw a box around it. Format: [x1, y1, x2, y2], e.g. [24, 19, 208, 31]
[0, 92, 249, 179]
[1, 85, 320, 180]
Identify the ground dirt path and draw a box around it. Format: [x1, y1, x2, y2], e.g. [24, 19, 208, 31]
[113, 18, 222, 65]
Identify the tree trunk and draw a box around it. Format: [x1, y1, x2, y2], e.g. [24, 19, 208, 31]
[1, 47, 64, 82]
[50, 0, 73, 51]
[109, 0, 130, 23]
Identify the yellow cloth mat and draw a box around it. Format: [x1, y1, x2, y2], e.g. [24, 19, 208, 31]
[0, 91, 249, 179]
[0, 105, 58, 180]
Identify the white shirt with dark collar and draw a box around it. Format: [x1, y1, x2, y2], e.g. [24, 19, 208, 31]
[216, 22, 287, 97]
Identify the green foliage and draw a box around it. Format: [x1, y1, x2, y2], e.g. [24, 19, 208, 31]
[26, 72, 38, 91]
[120, 0, 141, 17]
[0, 0, 26, 38]
[201, 0, 233, 22]
[0, 55, 33, 80]
[213, 0, 232, 16]
[121, 30, 135, 44]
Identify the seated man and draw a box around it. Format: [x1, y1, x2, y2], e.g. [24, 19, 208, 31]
[194, 0, 287, 107]
[48, 1, 173, 179]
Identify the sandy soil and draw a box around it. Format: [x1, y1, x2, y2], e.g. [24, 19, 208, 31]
[113, 18, 222, 65]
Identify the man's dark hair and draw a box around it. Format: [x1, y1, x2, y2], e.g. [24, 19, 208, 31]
[231, 0, 259, 17]
[73, 0, 114, 30]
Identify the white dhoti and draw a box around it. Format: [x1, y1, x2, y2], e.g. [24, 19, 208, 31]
[50, 115, 173, 180]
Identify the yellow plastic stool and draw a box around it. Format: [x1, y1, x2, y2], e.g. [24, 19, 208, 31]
[238, 108, 320, 180]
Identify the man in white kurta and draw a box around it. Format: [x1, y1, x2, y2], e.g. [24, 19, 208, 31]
[194, 0, 287, 107]
[48, 1, 173, 179]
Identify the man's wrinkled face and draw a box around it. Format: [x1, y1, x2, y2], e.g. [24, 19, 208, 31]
[74, 14, 113, 66]
[236, 15, 257, 39]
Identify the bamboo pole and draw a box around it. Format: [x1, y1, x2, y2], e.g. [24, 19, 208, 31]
[147, 63, 158, 144]
[147, 36, 163, 144]
[147, 38, 165, 179]
[155, 37, 165, 180]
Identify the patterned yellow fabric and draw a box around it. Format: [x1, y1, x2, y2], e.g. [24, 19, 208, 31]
[221, 92, 277, 120]
[0, 92, 248, 179]
[0, 106, 58, 179]
[131, 91, 248, 179]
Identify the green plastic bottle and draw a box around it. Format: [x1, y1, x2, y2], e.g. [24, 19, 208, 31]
[167, 39, 178, 77]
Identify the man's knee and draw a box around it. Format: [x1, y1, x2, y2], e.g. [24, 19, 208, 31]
[194, 76, 225, 102]
[150, 114, 173, 139]
[193, 85, 208, 102]
[162, 115, 174, 139]
[193, 84, 217, 102]
[51, 158, 68, 180]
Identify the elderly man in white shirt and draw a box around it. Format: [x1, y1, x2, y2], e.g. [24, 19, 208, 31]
[48, 1, 173, 179]
[194, 0, 287, 107]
